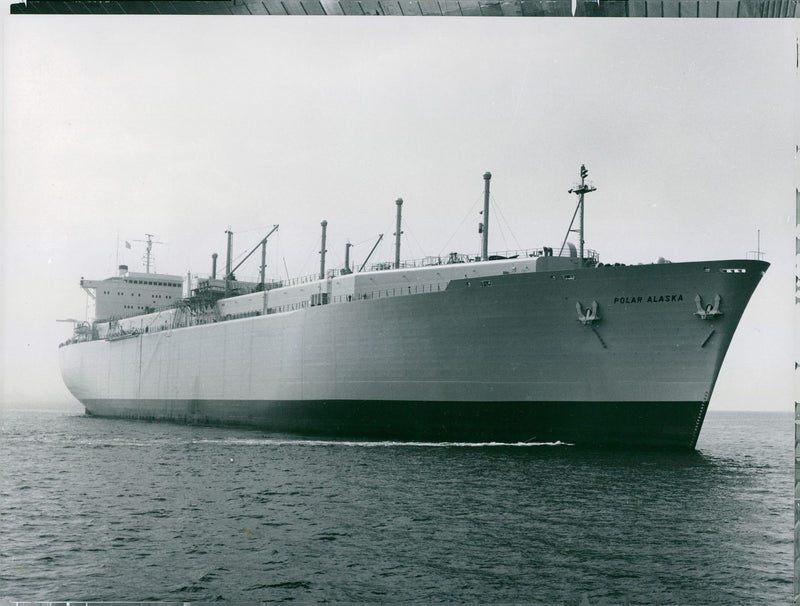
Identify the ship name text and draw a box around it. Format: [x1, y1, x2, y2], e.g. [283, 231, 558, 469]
[613, 294, 684, 304]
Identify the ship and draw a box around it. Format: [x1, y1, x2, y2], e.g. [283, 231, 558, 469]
[58, 167, 769, 448]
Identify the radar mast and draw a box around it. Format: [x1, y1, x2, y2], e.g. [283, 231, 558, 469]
[559, 164, 596, 263]
[133, 233, 164, 273]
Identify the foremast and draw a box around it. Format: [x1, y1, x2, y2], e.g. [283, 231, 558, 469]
[560, 164, 597, 264]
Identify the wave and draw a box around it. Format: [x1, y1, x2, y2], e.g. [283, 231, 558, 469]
[190, 438, 573, 448]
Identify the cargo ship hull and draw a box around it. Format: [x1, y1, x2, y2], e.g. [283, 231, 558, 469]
[59, 259, 768, 448]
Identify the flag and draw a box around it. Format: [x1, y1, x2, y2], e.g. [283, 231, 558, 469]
[125, 241, 131, 249]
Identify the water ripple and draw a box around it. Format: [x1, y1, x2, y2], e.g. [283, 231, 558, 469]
[1, 408, 791, 603]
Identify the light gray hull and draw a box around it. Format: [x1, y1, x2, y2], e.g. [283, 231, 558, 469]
[59, 260, 768, 448]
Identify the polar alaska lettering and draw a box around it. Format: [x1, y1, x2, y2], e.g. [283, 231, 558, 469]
[613, 294, 685, 304]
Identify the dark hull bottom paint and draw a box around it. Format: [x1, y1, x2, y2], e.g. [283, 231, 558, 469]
[83, 400, 706, 449]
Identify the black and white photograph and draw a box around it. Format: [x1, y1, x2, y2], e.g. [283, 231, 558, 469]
[1, 5, 796, 603]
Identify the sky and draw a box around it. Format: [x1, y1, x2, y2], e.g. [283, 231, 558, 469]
[2, 16, 797, 411]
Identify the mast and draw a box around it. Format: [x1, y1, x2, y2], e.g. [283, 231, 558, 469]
[133, 233, 163, 273]
[567, 164, 596, 262]
[144, 233, 154, 273]
[227, 225, 279, 282]
[344, 241, 353, 275]
[394, 198, 403, 269]
[225, 228, 233, 294]
[757, 229, 762, 260]
[319, 220, 328, 280]
[260, 240, 267, 288]
[225, 228, 233, 279]
[481, 172, 491, 260]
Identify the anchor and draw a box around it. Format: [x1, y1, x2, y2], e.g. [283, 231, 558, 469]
[694, 294, 722, 320]
[576, 300, 600, 326]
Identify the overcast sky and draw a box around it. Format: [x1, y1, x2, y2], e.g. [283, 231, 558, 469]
[2, 16, 797, 411]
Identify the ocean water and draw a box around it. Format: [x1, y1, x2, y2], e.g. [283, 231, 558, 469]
[0, 405, 791, 604]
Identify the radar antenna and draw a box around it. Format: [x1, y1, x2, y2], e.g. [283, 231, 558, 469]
[558, 164, 596, 263]
[132, 233, 164, 273]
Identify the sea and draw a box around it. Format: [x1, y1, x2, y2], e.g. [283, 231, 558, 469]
[0, 404, 792, 605]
